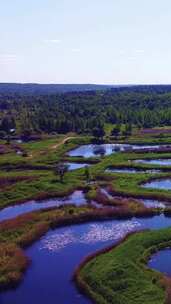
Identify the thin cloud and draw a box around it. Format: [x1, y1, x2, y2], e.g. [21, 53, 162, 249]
[71, 48, 81, 52]
[127, 56, 136, 60]
[119, 50, 126, 55]
[0, 54, 17, 59]
[0, 54, 17, 63]
[135, 49, 145, 53]
[119, 49, 145, 56]
[44, 39, 61, 44]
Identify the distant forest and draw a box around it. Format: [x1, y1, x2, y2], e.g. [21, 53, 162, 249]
[1, 85, 171, 136]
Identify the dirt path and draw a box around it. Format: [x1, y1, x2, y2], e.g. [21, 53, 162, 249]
[27, 135, 77, 159]
[52, 136, 77, 149]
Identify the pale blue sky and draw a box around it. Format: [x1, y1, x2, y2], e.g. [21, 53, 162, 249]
[0, 0, 171, 84]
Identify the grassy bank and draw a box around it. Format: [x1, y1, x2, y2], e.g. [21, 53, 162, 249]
[76, 227, 171, 304]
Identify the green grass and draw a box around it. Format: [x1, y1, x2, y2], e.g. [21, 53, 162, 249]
[0, 169, 85, 209]
[0, 135, 91, 208]
[78, 227, 171, 304]
[3, 134, 171, 209]
[0, 135, 91, 168]
[89, 151, 171, 201]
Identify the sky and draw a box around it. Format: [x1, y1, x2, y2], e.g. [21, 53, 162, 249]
[0, 0, 171, 84]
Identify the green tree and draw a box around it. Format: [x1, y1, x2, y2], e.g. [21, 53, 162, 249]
[92, 125, 105, 141]
[54, 163, 69, 183]
[111, 125, 120, 138]
[84, 166, 90, 183]
[123, 123, 132, 137]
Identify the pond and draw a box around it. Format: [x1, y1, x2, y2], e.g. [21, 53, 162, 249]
[0, 191, 87, 222]
[143, 179, 171, 191]
[66, 163, 90, 171]
[68, 144, 166, 158]
[100, 188, 114, 200]
[134, 159, 171, 166]
[1, 214, 171, 304]
[106, 167, 161, 174]
[141, 199, 166, 209]
[100, 188, 167, 209]
[148, 248, 171, 277]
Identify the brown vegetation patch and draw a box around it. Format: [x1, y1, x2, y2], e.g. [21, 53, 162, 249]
[0, 144, 11, 155]
[94, 187, 150, 214]
[140, 128, 171, 135]
[159, 276, 171, 304]
[0, 243, 29, 289]
[0, 164, 51, 171]
[131, 147, 171, 154]
[0, 176, 37, 190]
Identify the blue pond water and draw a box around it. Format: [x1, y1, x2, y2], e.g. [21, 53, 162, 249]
[68, 144, 164, 158]
[143, 179, 171, 191]
[1, 214, 171, 304]
[148, 248, 171, 277]
[66, 163, 90, 171]
[1, 187, 166, 224]
[0, 191, 87, 222]
[106, 168, 161, 174]
[101, 188, 167, 209]
[142, 199, 166, 209]
[135, 159, 171, 166]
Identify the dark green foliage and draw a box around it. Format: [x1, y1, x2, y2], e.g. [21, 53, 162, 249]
[54, 163, 69, 182]
[111, 124, 121, 137]
[84, 166, 90, 183]
[2, 86, 171, 135]
[92, 125, 105, 140]
[0, 116, 16, 133]
[122, 123, 132, 137]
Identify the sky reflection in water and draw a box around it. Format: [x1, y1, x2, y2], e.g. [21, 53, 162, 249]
[40, 220, 141, 252]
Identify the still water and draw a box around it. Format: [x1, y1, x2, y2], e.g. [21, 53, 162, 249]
[0, 191, 87, 222]
[135, 159, 171, 166]
[143, 179, 171, 191]
[68, 144, 166, 158]
[1, 214, 171, 303]
[148, 248, 171, 277]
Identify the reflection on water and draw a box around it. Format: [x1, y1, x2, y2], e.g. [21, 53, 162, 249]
[40, 220, 141, 252]
[0, 191, 87, 222]
[142, 199, 166, 209]
[1, 215, 171, 304]
[68, 144, 169, 158]
[106, 167, 161, 174]
[148, 248, 171, 277]
[135, 159, 171, 166]
[40, 230, 76, 251]
[143, 179, 171, 190]
[66, 163, 90, 171]
[100, 188, 114, 200]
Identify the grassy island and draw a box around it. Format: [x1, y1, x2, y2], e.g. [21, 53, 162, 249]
[76, 227, 171, 304]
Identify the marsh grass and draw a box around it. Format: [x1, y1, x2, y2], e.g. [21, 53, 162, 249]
[77, 228, 171, 304]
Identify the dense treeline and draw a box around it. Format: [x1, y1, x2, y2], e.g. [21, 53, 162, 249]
[1, 86, 171, 136]
[0, 83, 115, 95]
